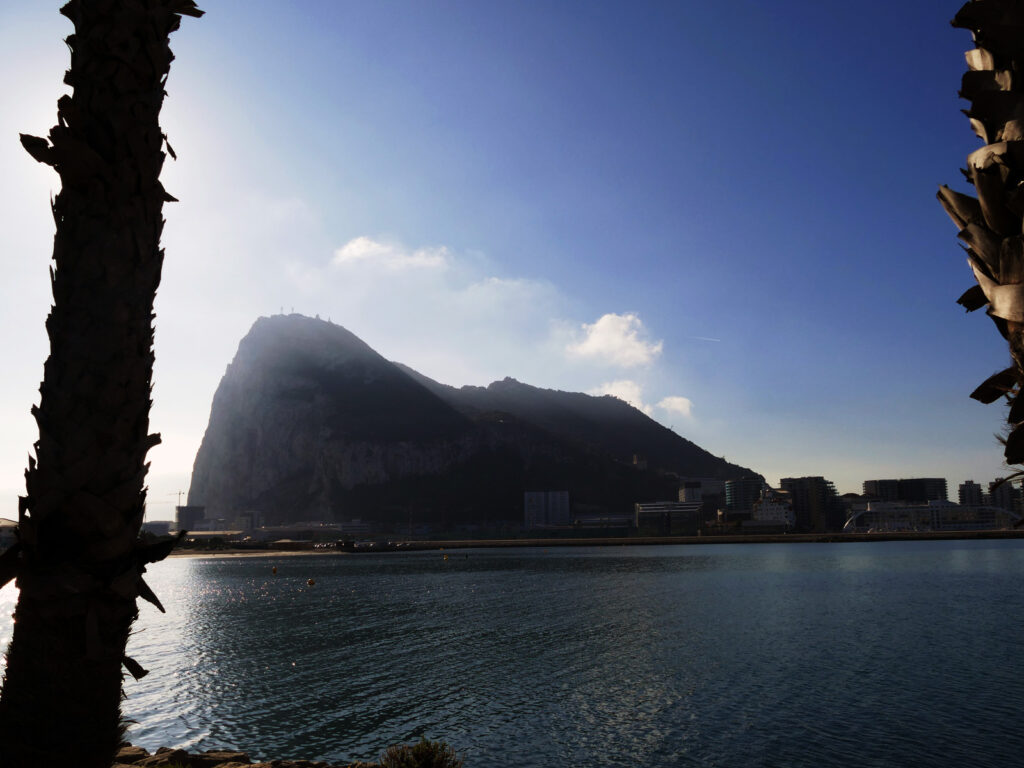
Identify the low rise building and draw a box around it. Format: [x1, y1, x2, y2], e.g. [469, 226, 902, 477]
[185, 530, 245, 544]
[141, 520, 173, 536]
[0, 518, 16, 551]
[635, 501, 704, 535]
[226, 510, 264, 532]
[751, 488, 795, 528]
[843, 500, 1019, 532]
[253, 523, 347, 542]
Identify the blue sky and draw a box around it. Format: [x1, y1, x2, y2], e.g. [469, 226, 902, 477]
[0, 1, 1014, 519]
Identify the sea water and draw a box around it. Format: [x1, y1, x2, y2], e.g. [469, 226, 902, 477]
[1, 540, 1023, 767]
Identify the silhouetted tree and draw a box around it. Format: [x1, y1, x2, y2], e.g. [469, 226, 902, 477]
[0, 2, 201, 766]
[941, 1, 1024, 466]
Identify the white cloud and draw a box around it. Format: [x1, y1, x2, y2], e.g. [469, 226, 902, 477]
[332, 236, 449, 272]
[290, 239, 682, 427]
[658, 396, 694, 418]
[456, 276, 550, 316]
[567, 312, 663, 368]
[288, 236, 571, 387]
[588, 379, 653, 415]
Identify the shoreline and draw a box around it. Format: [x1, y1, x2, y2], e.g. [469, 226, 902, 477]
[167, 527, 1024, 558]
[115, 744, 377, 768]
[168, 548, 343, 559]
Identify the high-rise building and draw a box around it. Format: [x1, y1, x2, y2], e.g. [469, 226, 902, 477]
[175, 505, 205, 531]
[863, 479, 900, 501]
[725, 477, 764, 512]
[863, 478, 948, 504]
[899, 478, 948, 503]
[988, 479, 1021, 513]
[959, 480, 984, 506]
[780, 476, 844, 532]
[679, 478, 726, 525]
[678, 478, 726, 503]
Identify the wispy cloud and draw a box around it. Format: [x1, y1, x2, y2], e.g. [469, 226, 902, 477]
[332, 236, 449, 272]
[567, 312, 662, 368]
[658, 396, 693, 418]
[288, 239, 692, 432]
[289, 236, 567, 386]
[588, 379, 653, 415]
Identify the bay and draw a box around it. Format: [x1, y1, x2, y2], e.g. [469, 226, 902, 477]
[2, 540, 1024, 767]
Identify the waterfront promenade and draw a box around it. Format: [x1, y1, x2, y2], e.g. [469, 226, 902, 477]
[375, 528, 1024, 549]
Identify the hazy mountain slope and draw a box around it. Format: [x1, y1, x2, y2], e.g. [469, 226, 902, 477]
[188, 315, 474, 522]
[189, 315, 759, 524]
[397, 367, 753, 480]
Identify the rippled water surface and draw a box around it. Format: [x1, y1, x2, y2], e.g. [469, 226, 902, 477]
[3, 540, 1024, 766]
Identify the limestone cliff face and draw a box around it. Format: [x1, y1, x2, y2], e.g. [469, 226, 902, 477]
[188, 315, 475, 522]
[189, 314, 760, 524]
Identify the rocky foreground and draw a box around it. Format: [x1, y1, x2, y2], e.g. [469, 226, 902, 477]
[114, 745, 380, 768]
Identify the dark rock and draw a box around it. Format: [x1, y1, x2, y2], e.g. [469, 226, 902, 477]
[190, 750, 252, 767]
[138, 748, 189, 767]
[116, 745, 152, 764]
[120, 745, 382, 768]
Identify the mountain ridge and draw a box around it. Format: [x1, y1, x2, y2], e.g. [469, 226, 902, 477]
[396, 365, 748, 480]
[188, 314, 760, 526]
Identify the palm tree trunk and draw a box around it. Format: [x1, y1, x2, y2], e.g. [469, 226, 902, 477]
[0, 2, 201, 766]
[941, 1, 1024, 465]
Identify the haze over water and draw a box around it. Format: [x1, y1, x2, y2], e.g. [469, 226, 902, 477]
[2, 540, 1022, 766]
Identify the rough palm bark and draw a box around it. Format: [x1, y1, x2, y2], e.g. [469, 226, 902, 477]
[0, 2, 201, 766]
[941, 1, 1024, 465]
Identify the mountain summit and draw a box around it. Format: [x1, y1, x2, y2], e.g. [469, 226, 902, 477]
[188, 314, 758, 526]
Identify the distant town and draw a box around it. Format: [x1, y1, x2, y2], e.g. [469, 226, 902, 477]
[119, 473, 1024, 551]
[519, 475, 1020, 538]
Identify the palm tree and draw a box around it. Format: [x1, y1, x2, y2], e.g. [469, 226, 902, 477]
[941, 1, 1024, 465]
[0, 2, 201, 766]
